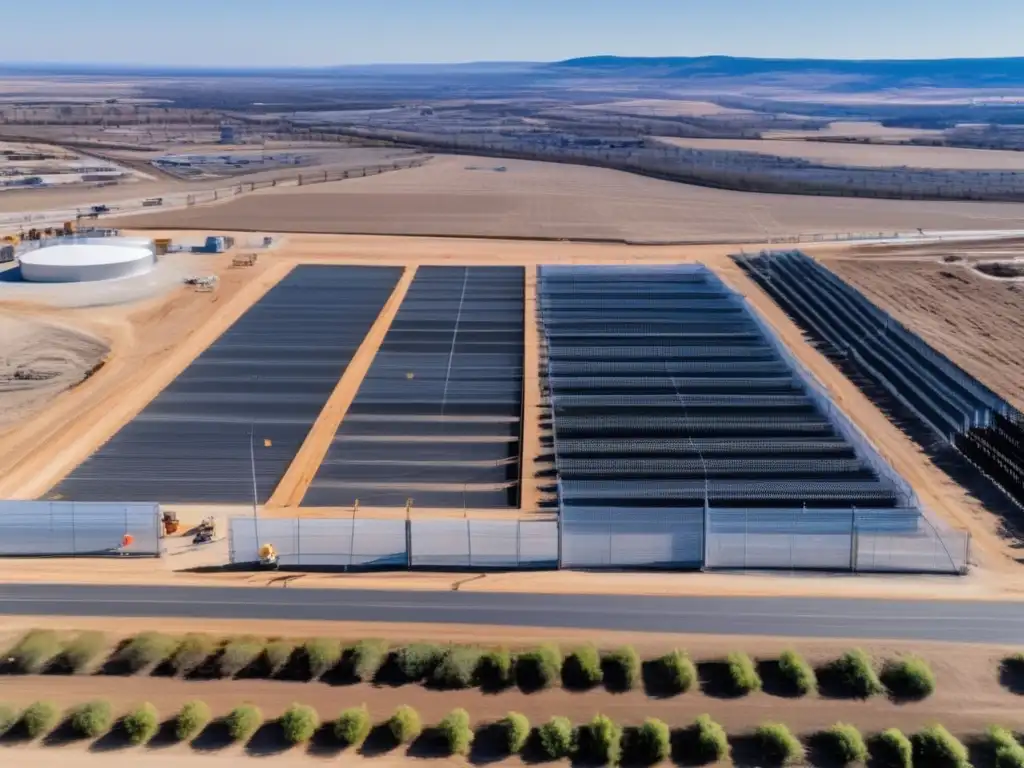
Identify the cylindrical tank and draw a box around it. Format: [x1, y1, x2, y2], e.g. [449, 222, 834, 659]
[19, 240, 156, 283]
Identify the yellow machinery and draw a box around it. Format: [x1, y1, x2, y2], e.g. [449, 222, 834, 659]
[259, 543, 279, 569]
[154, 238, 172, 255]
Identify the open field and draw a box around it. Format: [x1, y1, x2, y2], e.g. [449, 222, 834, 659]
[574, 98, 756, 116]
[109, 155, 1024, 241]
[657, 135, 1024, 169]
[762, 120, 946, 140]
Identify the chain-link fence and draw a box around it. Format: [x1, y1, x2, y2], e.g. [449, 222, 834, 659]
[0, 501, 161, 557]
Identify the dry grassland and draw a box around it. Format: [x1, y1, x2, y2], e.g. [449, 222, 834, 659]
[762, 120, 945, 140]
[657, 135, 1024, 169]
[574, 98, 755, 116]
[112, 155, 1024, 241]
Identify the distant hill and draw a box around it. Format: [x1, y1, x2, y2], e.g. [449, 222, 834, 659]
[548, 55, 1024, 89]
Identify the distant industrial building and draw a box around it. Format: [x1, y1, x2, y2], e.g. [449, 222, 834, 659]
[219, 124, 237, 144]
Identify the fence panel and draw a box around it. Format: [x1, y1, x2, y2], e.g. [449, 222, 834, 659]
[705, 508, 853, 570]
[855, 525, 970, 574]
[229, 517, 407, 568]
[410, 520, 558, 569]
[561, 507, 704, 569]
[0, 501, 161, 557]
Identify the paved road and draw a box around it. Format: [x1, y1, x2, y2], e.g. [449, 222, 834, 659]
[0, 583, 1020, 643]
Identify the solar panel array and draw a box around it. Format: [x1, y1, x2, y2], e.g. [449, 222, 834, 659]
[50, 266, 403, 504]
[539, 264, 904, 510]
[302, 266, 524, 508]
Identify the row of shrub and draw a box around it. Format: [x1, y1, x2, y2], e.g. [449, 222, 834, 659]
[2, 630, 936, 699]
[0, 697, 1012, 767]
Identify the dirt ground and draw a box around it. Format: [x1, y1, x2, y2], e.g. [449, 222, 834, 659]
[657, 135, 1024, 169]
[819, 241, 1024, 411]
[107, 155, 1024, 241]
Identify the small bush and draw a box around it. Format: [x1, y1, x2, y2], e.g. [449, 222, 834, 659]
[279, 703, 319, 745]
[263, 639, 297, 676]
[394, 643, 443, 682]
[882, 655, 936, 699]
[516, 644, 562, 690]
[828, 649, 884, 698]
[20, 701, 59, 740]
[503, 711, 530, 755]
[778, 649, 816, 695]
[727, 651, 762, 695]
[123, 703, 159, 746]
[0, 705, 19, 737]
[349, 639, 389, 682]
[7, 629, 62, 673]
[57, 631, 108, 674]
[218, 636, 265, 678]
[69, 700, 113, 738]
[756, 722, 805, 765]
[989, 726, 1024, 768]
[174, 700, 211, 742]
[912, 724, 969, 768]
[388, 705, 421, 745]
[301, 638, 343, 680]
[334, 705, 371, 749]
[564, 644, 603, 688]
[693, 714, 729, 764]
[581, 714, 621, 766]
[119, 632, 180, 673]
[603, 646, 640, 691]
[538, 716, 575, 760]
[873, 728, 913, 768]
[439, 708, 473, 756]
[479, 648, 513, 689]
[658, 649, 696, 694]
[823, 722, 868, 766]
[225, 704, 262, 743]
[169, 633, 218, 676]
[631, 717, 670, 765]
[432, 645, 482, 689]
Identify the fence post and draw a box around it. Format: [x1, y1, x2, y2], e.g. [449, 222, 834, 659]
[405, 518, 412, 570]
[466, 519, 473, 569]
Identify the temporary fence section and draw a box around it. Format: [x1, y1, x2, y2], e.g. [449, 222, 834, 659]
[302, 266, 524, 509]
[49, 266, 403, 504]
[228, 516, 556, 570]
[0, 501, 161, 557]
[735, 250, 1024, 510]
[560, 507, 704, 569]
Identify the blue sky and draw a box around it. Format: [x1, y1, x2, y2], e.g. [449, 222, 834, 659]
[4, 0, 1021, 66]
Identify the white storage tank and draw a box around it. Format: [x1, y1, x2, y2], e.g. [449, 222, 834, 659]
[20, 238, 156, 283]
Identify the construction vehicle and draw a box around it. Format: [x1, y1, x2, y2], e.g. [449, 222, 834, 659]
[141, 197, 164, 207]
[90, 204, 110, 215]
[61, 221, 75, 236]
[259, 543, 279, 570]
[161, 510, 180, 535]
[192, 517, 216, 544]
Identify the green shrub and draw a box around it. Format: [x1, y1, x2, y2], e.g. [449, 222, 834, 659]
[503, 711, 530, 755]
[20, 701, 59, 740]
[778, 649, 816, 695]
[263, 639, 296, 675]
[727, 651, 762, 695]
[225, 704, 262, 743]
[169, 633, 218, 676]
[693, 714, 729, 764]
[912, 724, 969, 768]
[631, 718, 670, 765]
[349, 639, 389, 682]
[516, 644, 562, 690]
[7, 629, 62, 673]
[581, 714, 621, 766]
[218, 636, 265, 678]
[123, 703, 159, 746]
[279, 703, 319, 745]
[658, 649, 696, 694]
[432, 645, 482, 689]
[394, 643, 442, 682]
[823, 722, 868, 766]
[603, 646, 640, 691]
[119, 632, 180, 673]
[564, 644, 602, 688]
[57, 631, 108, 674]
[438, 708, 473, 756]
[388, 705, 421, 745]
[538, 716, 575, 760]
[989, 726, 1024, 768]
[478, 648, 513, 689]
[301, 638, 343, 680]
[0, 705, 19, 737]
[828, 649, 884, 698]
[174, 700, 211, 742]
[69, 700, 113, 738]
[756, 722, 805, 765]
[882, 655, 936, 699]
[873, 728, 913, 768]
[334, 705, 371, 749]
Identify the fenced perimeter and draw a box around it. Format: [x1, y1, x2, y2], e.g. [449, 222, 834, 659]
[0, 501, 161, 557]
